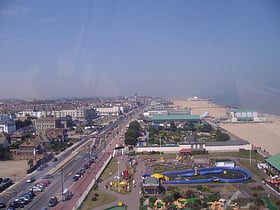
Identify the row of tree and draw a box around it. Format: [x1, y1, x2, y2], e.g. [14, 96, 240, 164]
[124, 121, 141, 146]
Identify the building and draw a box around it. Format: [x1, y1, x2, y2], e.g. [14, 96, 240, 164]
[142, 177, 160, 194]
[50, 108, 96, 121]
[16, 110, 44, 119]
[265, 153, 280, 176]
[0, 120, 16, 134]
[229, 109, 266, 122]
[95, 106, 123, 116]
[151, 115, 201, 127]
[215, 159, 235, 168]
[35, 117, 61, 134]
[143, 110, 168, 118]
[45, 128, 68, 142]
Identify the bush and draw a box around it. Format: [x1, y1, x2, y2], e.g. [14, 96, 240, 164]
[91, 196, 97, 201]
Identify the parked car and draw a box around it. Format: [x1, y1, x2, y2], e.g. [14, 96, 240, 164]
[72, 175, 79, 182]
[9, 201, 24, 208]
[0, 202, 6, 208]
[30, 186, 43, 192]
[48, 197, 58, 207]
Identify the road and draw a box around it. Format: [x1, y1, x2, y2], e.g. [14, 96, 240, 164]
[0, 105, 146, 209]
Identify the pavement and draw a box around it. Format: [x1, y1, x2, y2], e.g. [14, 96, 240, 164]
[93, 155, 145, 210]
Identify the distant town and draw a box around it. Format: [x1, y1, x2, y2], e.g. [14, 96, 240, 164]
[0, 96, 279, 210]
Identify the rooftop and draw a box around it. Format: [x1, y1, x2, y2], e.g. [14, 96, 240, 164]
[152, 114, 201, 121]
[265, 153, 280, 171]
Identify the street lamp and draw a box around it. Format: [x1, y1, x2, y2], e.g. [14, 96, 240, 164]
[60, 167, 64, 200]
[160, 136, 162, 156]
[117, 161, 120, 192]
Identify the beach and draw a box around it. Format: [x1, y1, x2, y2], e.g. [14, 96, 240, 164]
[170, 97, 280, 156]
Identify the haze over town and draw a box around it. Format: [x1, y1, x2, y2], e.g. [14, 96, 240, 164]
[0, 0, 280, 114]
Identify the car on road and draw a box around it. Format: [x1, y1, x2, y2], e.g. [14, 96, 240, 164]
[52, 157, 57, 162]
[37, 165, 45, 171]
[0, 202, 6, 208]
[72, 175, 80, 182]
[26, 177, 36, 183]
[48, 196, 58, 207]
[41, 174, 54, 179]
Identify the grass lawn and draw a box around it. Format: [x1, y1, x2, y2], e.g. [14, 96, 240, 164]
[204, 150, 265, 162]
[99, 157, 118, 181]
[238, 159, 265, 178]
[79, 189, 117, 210]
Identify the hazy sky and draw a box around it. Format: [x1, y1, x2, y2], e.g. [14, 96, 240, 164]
[0, 1, 280, 103]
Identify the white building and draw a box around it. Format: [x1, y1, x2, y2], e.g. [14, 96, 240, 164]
[0, 121, 16, 134]
[95, 106, 122, 116]
[16, 110, 44, 118]
[230, 109, 266, 122]
[143, 110, 168, 118]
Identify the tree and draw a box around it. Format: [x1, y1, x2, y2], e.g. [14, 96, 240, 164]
[129, 121, 141, 131]
[27, 159, 34, 168]
[124, 136, 137, 146]
[170, 122, 177, 132]
[216, 129, 230, 141]
[15, 119, 33, 130]
[125, 129, 139, 139]
[0, 144, 10, 160]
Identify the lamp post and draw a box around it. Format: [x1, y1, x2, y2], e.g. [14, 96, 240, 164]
[160, 136, 162, 156]
[250, 144, 252, 165]
[60, 167, 64, 200]
[117, 161, 120, 192]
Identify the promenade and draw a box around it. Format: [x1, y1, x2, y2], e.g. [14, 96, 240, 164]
[52, 151, 145, 210]
[93, 155, 145, 210]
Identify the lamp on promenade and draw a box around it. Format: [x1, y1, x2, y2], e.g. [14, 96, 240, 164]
[60, 167, 65, 200]
[117, 161, 120, 192]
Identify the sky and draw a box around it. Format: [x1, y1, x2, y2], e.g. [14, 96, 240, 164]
[0, 0, 280, 112]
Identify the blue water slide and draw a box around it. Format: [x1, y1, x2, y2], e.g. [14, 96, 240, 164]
[143, 167, 251, 184]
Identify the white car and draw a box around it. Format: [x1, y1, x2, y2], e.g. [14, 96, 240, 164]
[30, 186, 43, 192]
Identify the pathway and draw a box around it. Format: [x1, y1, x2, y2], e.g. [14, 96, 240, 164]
[93, 155, 145, 210]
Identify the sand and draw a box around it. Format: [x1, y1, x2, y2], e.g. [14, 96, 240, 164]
[220, 116, 280, 156]
[169, 97, 280, 156]
[0, 160, 28, 181]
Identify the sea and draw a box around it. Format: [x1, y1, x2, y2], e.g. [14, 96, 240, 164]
[210, 92, 280, 116]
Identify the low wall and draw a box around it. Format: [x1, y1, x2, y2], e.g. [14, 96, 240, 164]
[136, 144, 252, 154]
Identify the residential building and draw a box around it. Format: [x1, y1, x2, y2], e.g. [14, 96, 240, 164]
[95, 106, 122, 116]
[50, 108, 96, 121]
[35, 117, 61, 134]
[0, 120, 16, 134]
[45, 128, 68, 142]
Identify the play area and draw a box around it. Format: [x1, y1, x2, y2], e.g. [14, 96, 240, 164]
[143, 166, 251, 184]
[142, 151, 251, 185]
